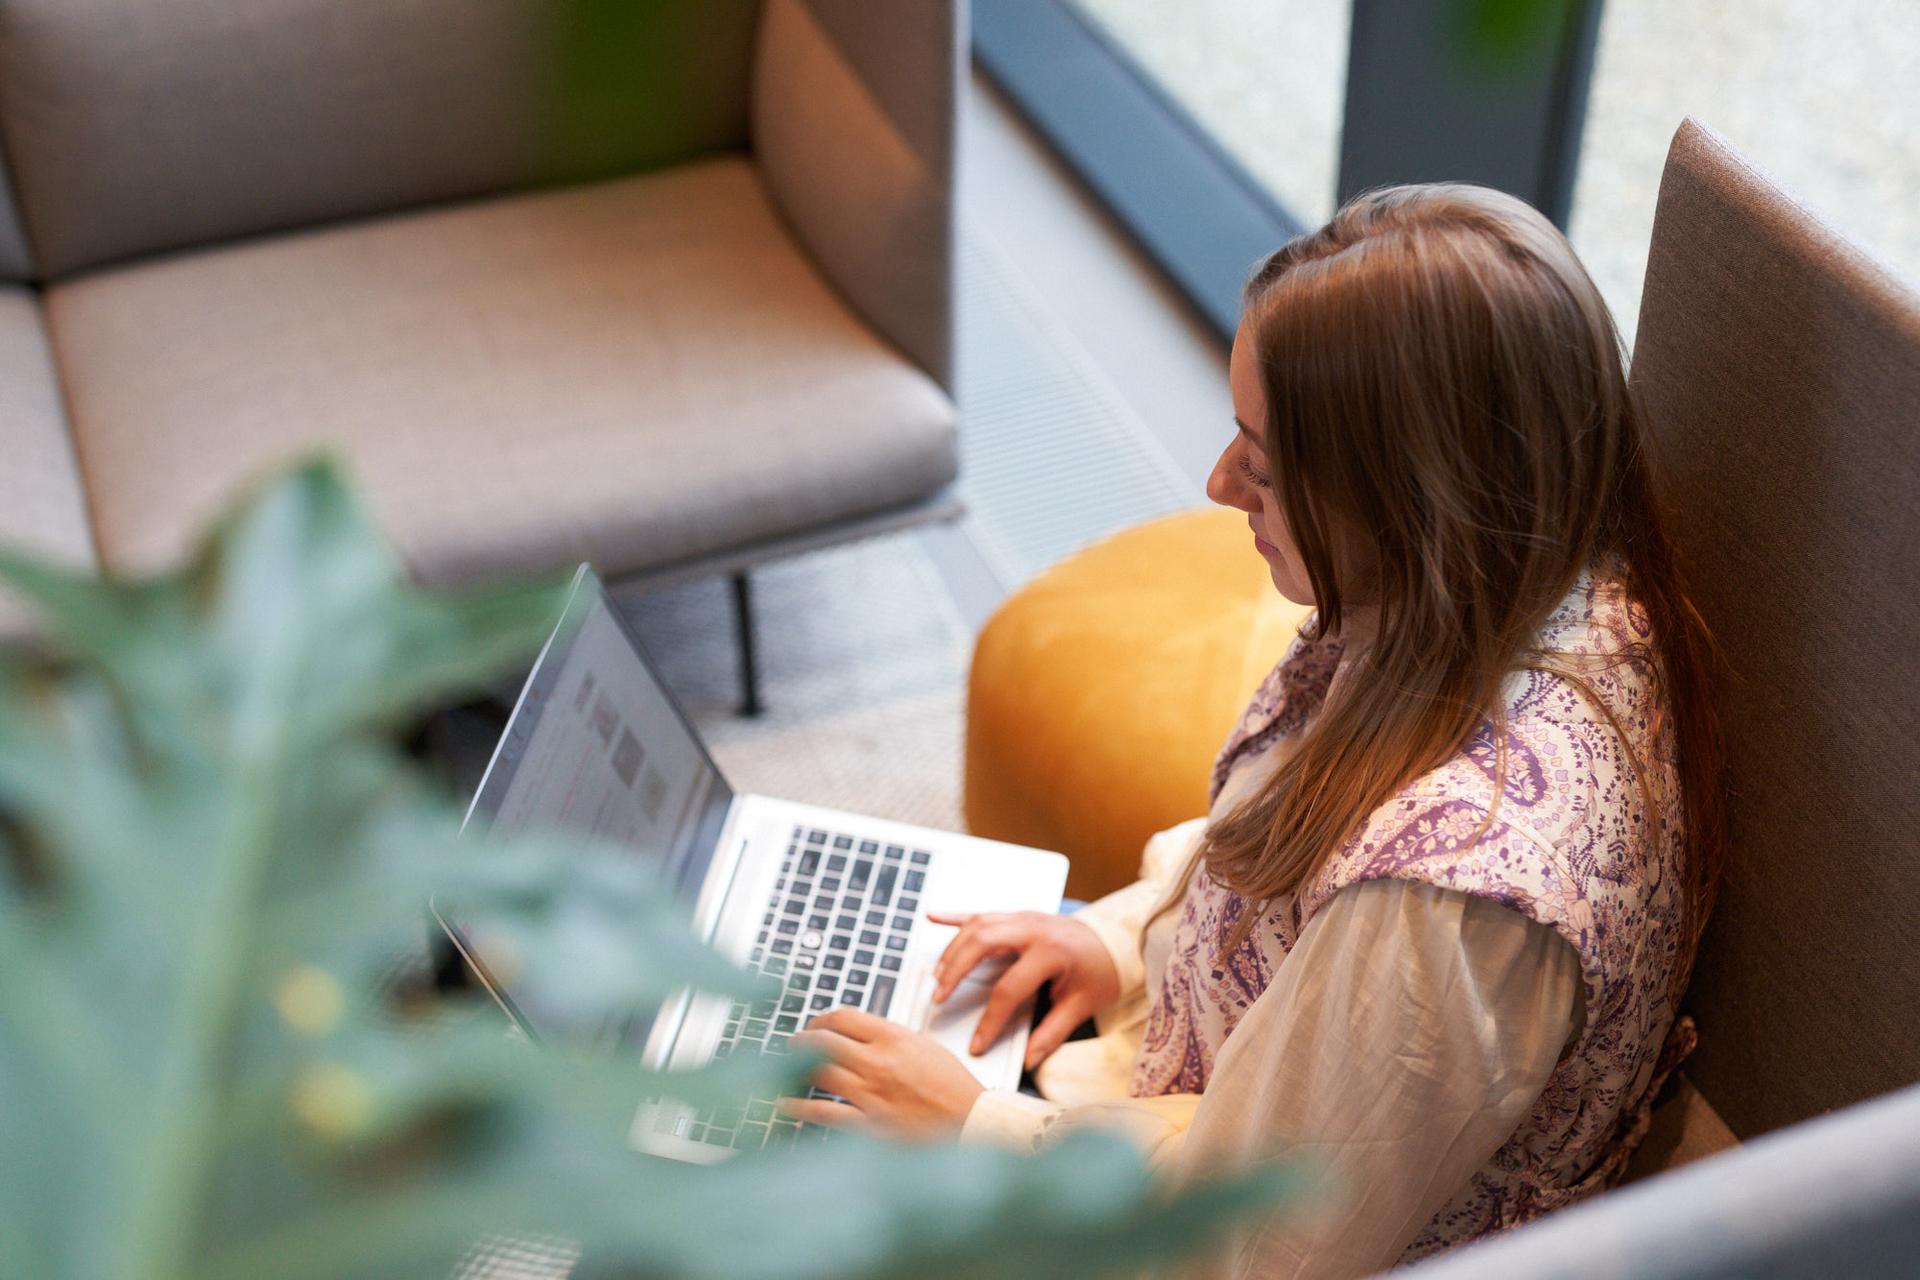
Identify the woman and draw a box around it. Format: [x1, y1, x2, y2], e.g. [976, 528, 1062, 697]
[779, 184, 1726, 1276]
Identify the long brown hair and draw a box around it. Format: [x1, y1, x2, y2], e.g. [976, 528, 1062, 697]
[1196, 183, 1726, 980]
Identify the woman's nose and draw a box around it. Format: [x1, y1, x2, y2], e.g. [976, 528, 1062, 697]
[1206, 447, 1255, 511]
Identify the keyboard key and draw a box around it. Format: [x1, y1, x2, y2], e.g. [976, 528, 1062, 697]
[880, 954, 902, 972]
[808, 829, 828, 845]
[791, 972, 812, 991]
[766, 957, 788, 975]
[848, 969, 869, 986]
[775, 1014, 798, 1032]
[823, 953, 846, 971]
[713, 1043, 731, 1060]
[833, 835, 853, 850]
[827, 853, 847, 872]
[898, 894, 918, 912]
[839, 990, 861, 1005]
[771, 939, 793, 955]
[714, 1106, 743, 1129]
[820, 876, 841, 893]
[818, 975, 838, 991]
[865, 910, 886, 926]
[904, 870, 925, 893]
[884, 935, 908, 951]
[810, 994, 833, 1010]
[850, 860, 873, 893]
[835, 914, 857, 931]
[777, 918, 799, 935]
[736, 1123, 768, 1149]
[752, 997, 776, 1018]
[783, 900, 805, 916]
[795, 951, 817, 970]
[884, 845, 905, 861]
[798, 848, 820, 876]
[750, 947, 764, 964]
[859, 929, 880, 946]
[867, 975, 896, 1017]
[873, 865, 897, 906]
[892, 915, 912, 931]
[841, 894, 862, 912]
[781, 994, 804, 1013]
[854, 949, 875, 966]
[859, 840, 878, 854]
[744, 1019, 769, 1039]
[830, 934, 851, 952]
[801, 930, 824, 950]
[910, 850, 931, 866]
[767, 1034, 789, 1054]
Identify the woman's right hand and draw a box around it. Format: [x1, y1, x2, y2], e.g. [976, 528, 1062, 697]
[927, 910, 1122, 1071]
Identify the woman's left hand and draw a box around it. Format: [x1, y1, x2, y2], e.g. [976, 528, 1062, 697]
[779, 1008, 984, 1140]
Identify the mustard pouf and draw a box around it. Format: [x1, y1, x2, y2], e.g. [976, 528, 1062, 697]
[964, 508, 1314, 901]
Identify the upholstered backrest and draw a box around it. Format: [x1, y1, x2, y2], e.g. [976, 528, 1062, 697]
[752, 0, 960, 390]
[1630, 118, 1920, 1140]
[0, 0, 761, 280]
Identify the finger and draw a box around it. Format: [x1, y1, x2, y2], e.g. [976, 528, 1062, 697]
[969, 952, 1052, 1055]
[789, 1027, 876, 1073]
[776, 1096, 869, 1130]
[933, 922, 1031, 1003]
[802, 1061, 869, 1103]
[924, 911, 975, 926]
[1025, 991, 1098, 1069]
[804, 1007, 893, 1042]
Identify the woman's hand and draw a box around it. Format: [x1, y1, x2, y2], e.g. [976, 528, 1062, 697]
[780, 1008, 984, 1139]
[928, 910, 1121, 1071]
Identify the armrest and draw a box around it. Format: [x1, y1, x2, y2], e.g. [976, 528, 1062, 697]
[750, 0, 960, 393]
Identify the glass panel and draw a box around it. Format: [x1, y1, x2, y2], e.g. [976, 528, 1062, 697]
[1069, 0, 1355, 227]
[1571, 0, 1920, 344]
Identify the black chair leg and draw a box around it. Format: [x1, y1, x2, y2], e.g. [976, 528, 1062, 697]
[731, 571, 764, 718]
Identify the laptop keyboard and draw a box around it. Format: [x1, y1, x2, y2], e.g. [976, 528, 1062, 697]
[683, 825, 933, 1152]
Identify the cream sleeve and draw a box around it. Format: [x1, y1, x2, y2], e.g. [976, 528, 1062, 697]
[961, 879, 1582, 1280]
[1067, 816, 1208, 1004]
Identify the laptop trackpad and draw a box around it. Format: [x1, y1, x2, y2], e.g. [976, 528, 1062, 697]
[920, 963, 1028, 1089]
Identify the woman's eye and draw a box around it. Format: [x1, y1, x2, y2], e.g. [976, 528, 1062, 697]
[1237, 453, 1271, 488]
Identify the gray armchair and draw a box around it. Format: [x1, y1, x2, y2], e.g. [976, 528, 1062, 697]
[0, 0, 964, 710]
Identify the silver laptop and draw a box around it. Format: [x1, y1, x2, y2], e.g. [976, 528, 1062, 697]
[444, 566, 1068, 1162]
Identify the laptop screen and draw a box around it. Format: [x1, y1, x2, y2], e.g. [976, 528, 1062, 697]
[465, 566, 733, 904]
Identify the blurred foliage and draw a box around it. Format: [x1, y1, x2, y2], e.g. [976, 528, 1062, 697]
[0, 460, 1299, 1280]
[1457, 0, 1582, 73]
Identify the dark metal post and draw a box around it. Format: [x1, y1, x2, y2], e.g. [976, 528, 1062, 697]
[730, 571, 763, 718]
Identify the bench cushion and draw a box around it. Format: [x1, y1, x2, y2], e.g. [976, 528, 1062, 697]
[0, 285, 93, 640]
[45, 156, 957, 587]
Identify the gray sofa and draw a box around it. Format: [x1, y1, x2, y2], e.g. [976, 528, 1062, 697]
[1412, 119, 1920, 1273]
[0, 0, 962, 659]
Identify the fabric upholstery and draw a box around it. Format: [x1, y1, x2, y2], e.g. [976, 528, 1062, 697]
[47, 157, 957, 588]
[0, 0, 760, 279]
[1405, 1079, 1920, 1279]
[965, 509, 1313, 900]
[752, 0, 958, 390]
[1622, 1073, 1740, 1183]
[0, 286, 94, 640]
[1630, 119, 1920, 1141]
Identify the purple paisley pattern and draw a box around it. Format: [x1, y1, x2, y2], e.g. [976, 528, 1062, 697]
[1131, 569, 1692, 1261]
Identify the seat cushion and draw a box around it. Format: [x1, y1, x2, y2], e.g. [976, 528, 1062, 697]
[0, 285, 94, 641]
[965, 508, 1313, 900]
[45, 156, 958, 586]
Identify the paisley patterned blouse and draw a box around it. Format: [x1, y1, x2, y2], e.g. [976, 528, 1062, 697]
[1131, 566, 1695, 1260]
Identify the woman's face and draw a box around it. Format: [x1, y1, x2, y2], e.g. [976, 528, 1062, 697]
[1209, 323, 1315, 605]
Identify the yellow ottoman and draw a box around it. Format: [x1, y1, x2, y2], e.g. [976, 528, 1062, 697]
[965, 508, 1314, 901]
